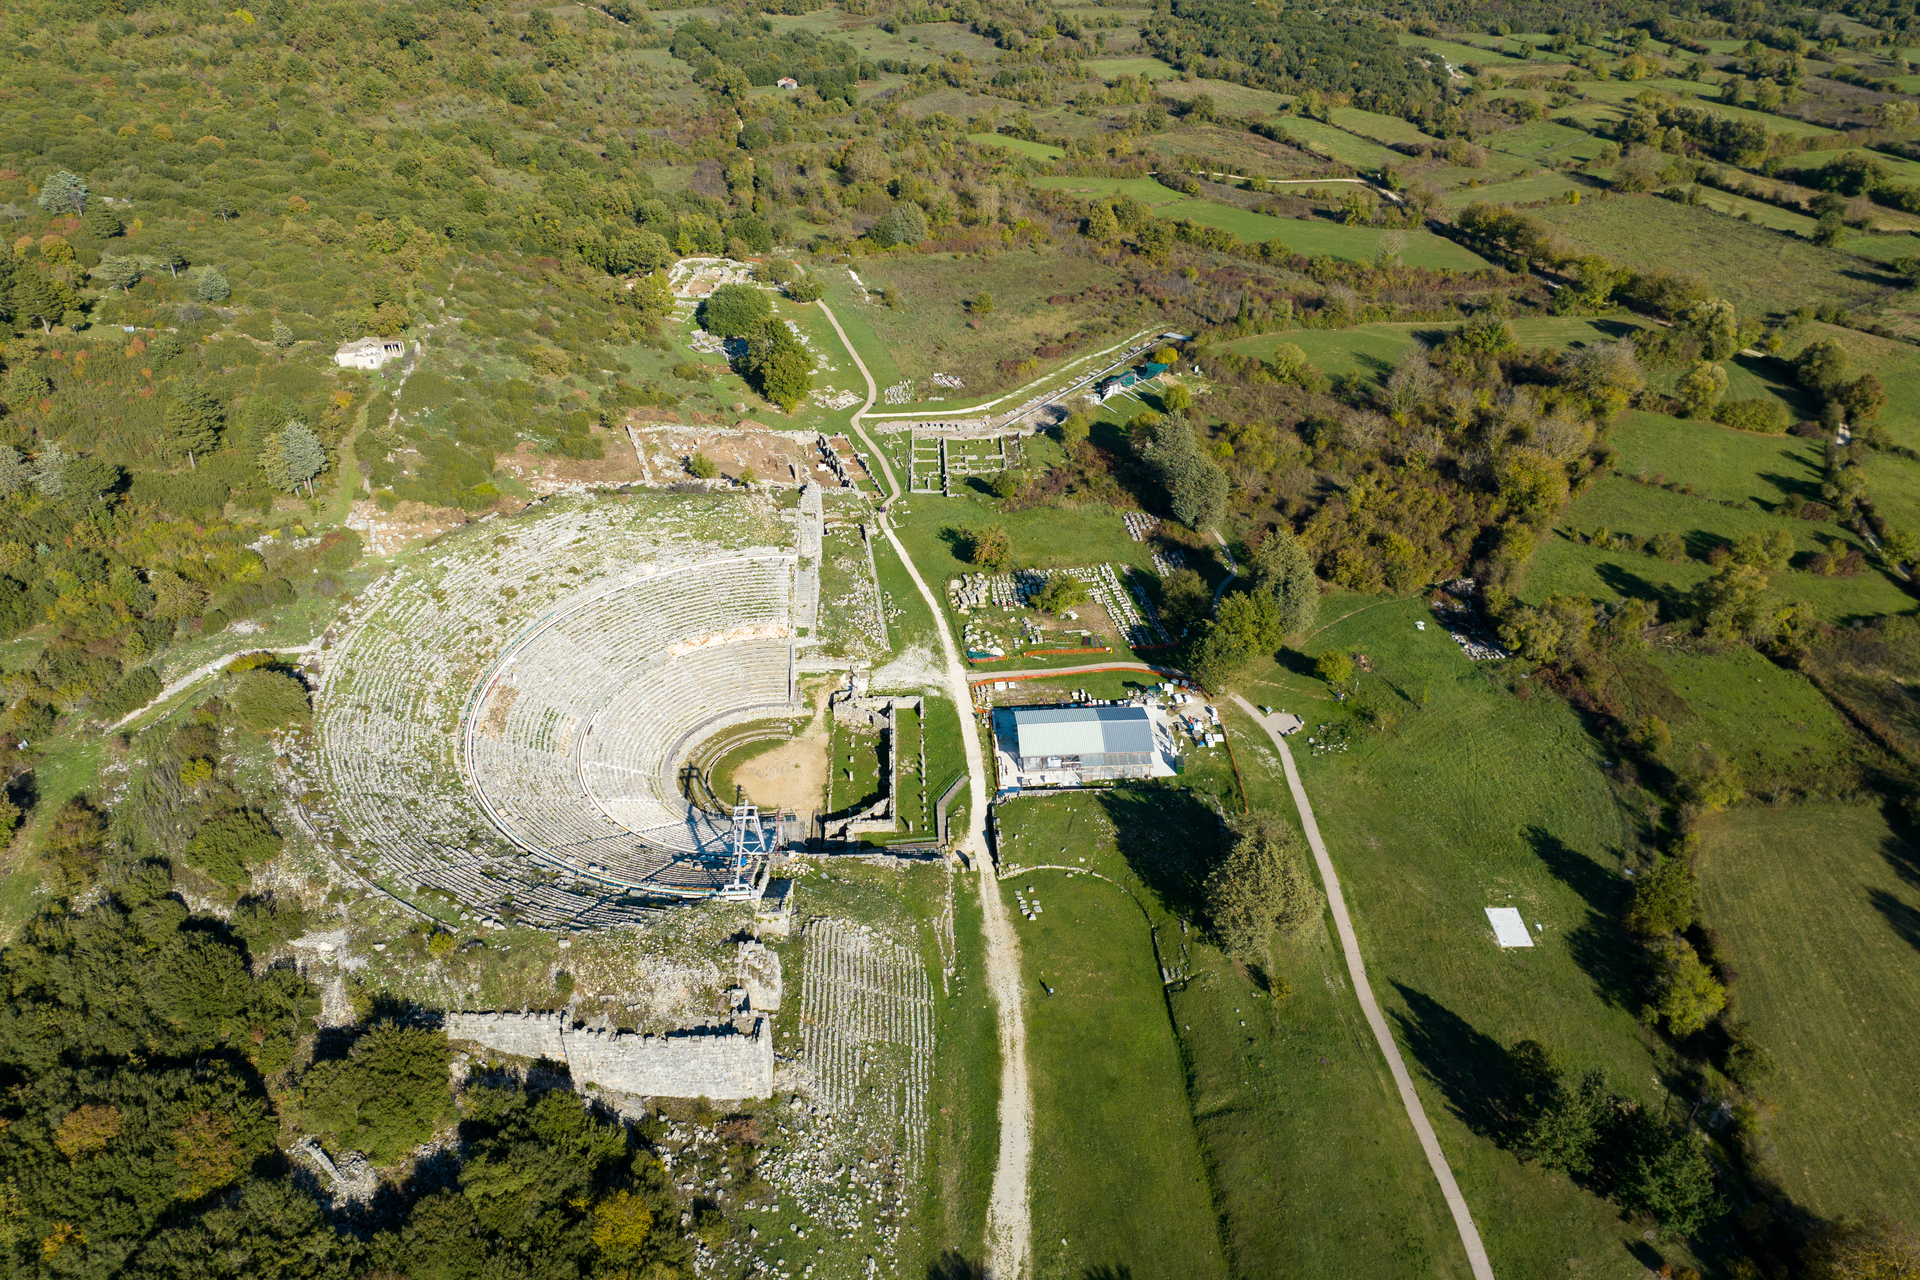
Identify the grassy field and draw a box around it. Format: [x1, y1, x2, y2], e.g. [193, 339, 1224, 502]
[1156, 76, 1292, 119]
[1483, 119, 1611, 166]
[1439, 171, 1585, 207]
[1522, 474, 1914, 622]
[995, 823, 1229, 1280]
[1233, 592, 1711, 1277]
[997, 781, 1471, 1277]
[1645, 644, 1855, 782]
[1273, 116, 1406, 169]
[1223, 316, 1644, 379]
[1329, 106, 1434, 147]
[1695, 804, 1920, 1227]
[966, 133, 1064, 160]
[820, 247, 1125, 390]
[1083, 55, 1181, 80]
[1530, 194, 1901, 319]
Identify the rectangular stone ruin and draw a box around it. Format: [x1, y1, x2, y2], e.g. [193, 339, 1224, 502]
[447, 1010, 775, 1101]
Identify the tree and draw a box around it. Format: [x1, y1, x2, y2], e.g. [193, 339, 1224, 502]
[987, 469, 1022, 500]
[872, 202, 929, 248]
[1794, 338, 1850, 393]
[44, 796, 109, 896]
[78, 199, 122, 246]
[698, 283, 771, 337]
[742, 318, 812, 412]
[164, 387, 226, 468]
[1691, 562, 1771, 642]
[1803, 1215, 1920, 1280]
[1135, 414, 1227, 530]
[12, 271, 67, 333]
[1615, 1117, 1721, 1238]
[1157, 568, 1211, 635]
[1034, 573, 1087, 614]
[1643, 937, 1726, 1038]
[1675, 361, 1727, 417]
[688, 453, 720, 479]
[261, 421, 327, 497]
[1190, 589, 1284, 687]
[1625, 855, 1696, 935]
[93, 254, 142, 293]
[1315, 649, 1354, 687]
[1251, 528, 1320, 637]
[962, 526, 1012, 573]
[270, 319, 295, 352]
[299, 1022, 452, 1162]
[1495, 447, 1570, 526]
[36, 169, 88, 215]
[1511, 1042, 1612, 1176]
[970, 291, 993, 316]
[153, 243, 188, 277]
[1204, 813, 1321, 965]
[787, 275, 825, 303]
[195, 267, 231, 303]
[1682, 299, 1740, 361]
[1839, 373, 1886, 423]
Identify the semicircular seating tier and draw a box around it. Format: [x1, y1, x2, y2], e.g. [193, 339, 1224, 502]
[308, 493, 815, 929]
[463, 555, 799, 896]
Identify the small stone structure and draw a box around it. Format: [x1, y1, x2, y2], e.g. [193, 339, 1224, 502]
[739, 939, 782, 1011]
[825, 689, 924, 844]
[447, 1011, 775, 1101]
[334, 336, 407, 370]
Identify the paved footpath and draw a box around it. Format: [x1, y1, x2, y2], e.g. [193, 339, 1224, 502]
[1232, 695, 1497, 1280]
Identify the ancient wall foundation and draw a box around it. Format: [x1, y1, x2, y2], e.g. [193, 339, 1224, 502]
[447, 1011, 774, 1101]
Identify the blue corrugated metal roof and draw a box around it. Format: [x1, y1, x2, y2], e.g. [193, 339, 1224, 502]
[1006, 705, 1154, 758]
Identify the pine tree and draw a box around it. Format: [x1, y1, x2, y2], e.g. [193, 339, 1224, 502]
[78, 200, 121, 245]
[279, 420, 327, 497]
[93, 255, 141, 293]
[1251, 527, 1320, 638]
[163, 387, 225, 468]
[12, 272, 63, 332]
[36, 170, 88, 215]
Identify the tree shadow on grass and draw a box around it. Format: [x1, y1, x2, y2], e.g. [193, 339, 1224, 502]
[1524, 826, 1641, 1011]
[1882, 820, 1920, 892]
[1098, 782, 1231, 922]
[1084, 1268, 1136, 1280]
[926, 1251, 986, 1280]
[1387, 983, 1521, 1143]
[1870, 889, 1920, 957]
[1593, 563, 1688, 619]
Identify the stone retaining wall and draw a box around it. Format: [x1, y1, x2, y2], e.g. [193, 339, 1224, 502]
[447, 1011, 774, 1100]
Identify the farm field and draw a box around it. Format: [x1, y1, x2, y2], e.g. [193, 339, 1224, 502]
[965, 133, 1064, 160]
[1234, 594, 1707, 1277]
[1696, 805, 1920, 1227]
[1530, 195, 1901, 319]
[1222, 316, 1645, 379]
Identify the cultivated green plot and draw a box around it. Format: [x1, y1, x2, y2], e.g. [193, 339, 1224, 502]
[998, 783, 1470, 1279]
[1329, 106, 1434, 147]
[1482, 119, 1609, 165]
[1522, 476, 1913, 622]
[1696, 805, 1920, 1227]
[1084, 55, 1182, 80]
[1156, 76, 1293, 118]
[1235, 595, 1707, 1278]
[1029, 175, 1191, 206]
[1610, 410, 1819, 503]
[1647, 645, 1854, 779]
[1439, 171, 1586, 207]
[1530, 195, 1901, 318]
[1773, 146, 1920, 187]
[1224, 317, 1643, 378]
[1277, 116, 1407, 169]
[966, 133, 1065, 160]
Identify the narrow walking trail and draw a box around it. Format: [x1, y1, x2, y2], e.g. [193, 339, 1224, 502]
[1233, 695, 1497, 1280]
[819, 299, 1033, 1280]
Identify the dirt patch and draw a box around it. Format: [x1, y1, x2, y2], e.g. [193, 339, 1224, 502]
[346, 498, 516, 558]
[721, 682, 832, 812]
[630, 423, 823, 488]
[494, 426, 647, 494]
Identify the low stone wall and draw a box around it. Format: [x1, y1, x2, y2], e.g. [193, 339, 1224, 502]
[447, 1011, 774, 1101]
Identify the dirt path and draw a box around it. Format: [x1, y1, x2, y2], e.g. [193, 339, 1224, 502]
[966, 659, 1187, 687]
[820, 300, 1033, 1279]
[1231, 695, 1498, 1280]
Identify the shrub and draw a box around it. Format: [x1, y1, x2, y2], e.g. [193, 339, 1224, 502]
[185, 809, 283, 886]
[97, 666, 161, 720]
[688, 453, 720, 479]
[960, 525, 1011, 573]
[1315, 649, 1354, 686]
[1710, 399, 1789, 434]
[1625, 855, 1696, 935]
[230, 669, 310, 731]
